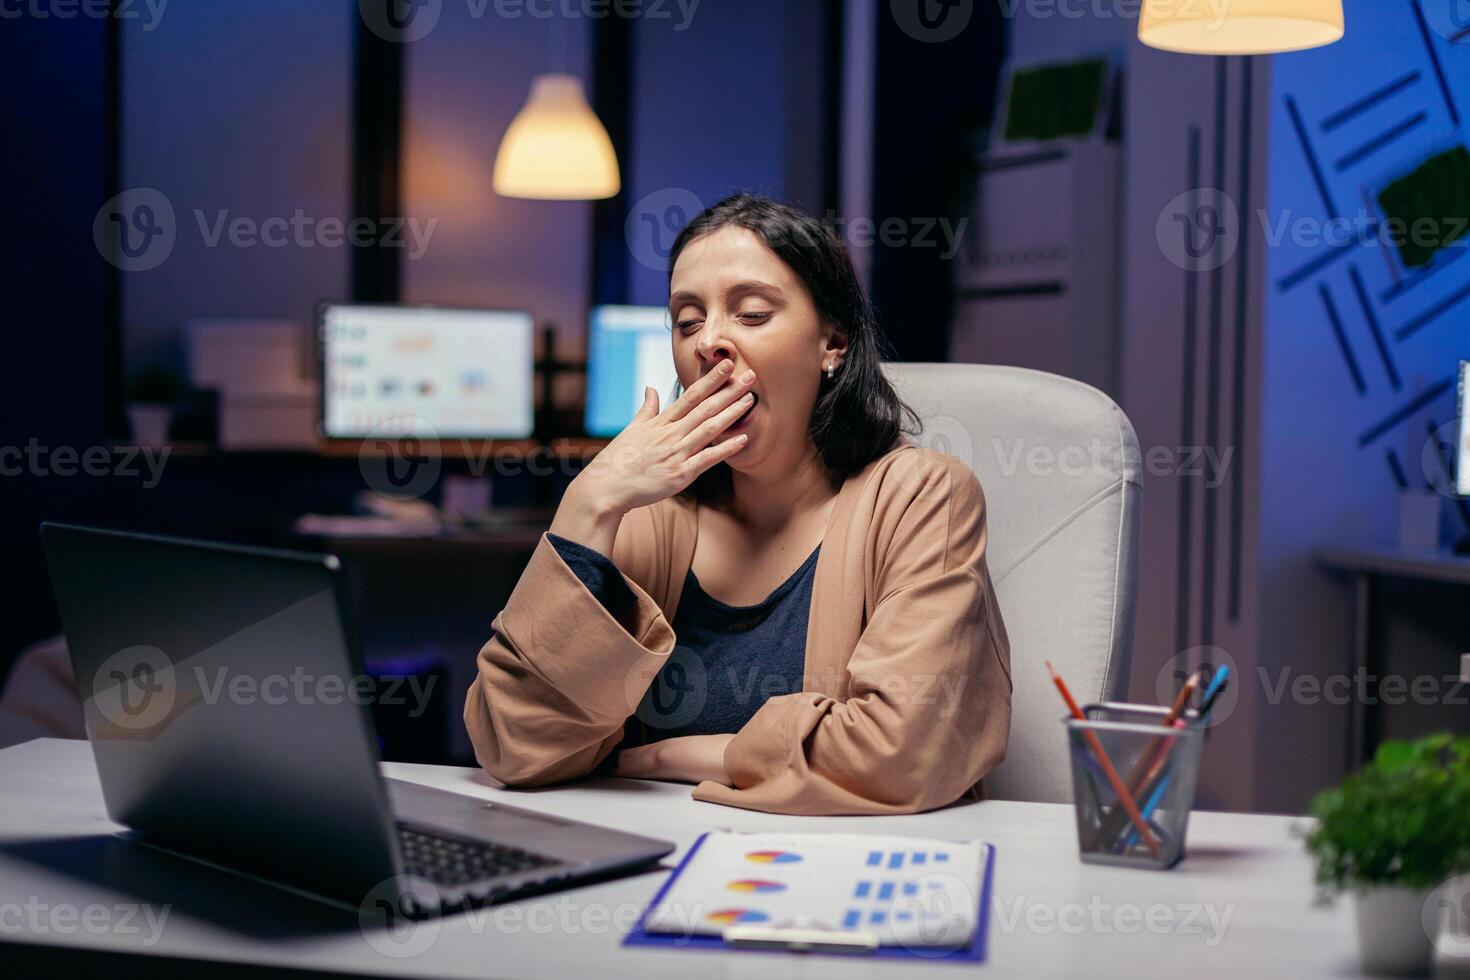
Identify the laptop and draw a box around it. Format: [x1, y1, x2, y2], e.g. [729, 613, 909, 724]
[40, 522, 674, 919]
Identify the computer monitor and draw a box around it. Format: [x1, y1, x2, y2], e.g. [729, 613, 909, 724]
[1457, 359, 1469, 497]
[319, 304, 535, 439]
[584, 305, 679, 438]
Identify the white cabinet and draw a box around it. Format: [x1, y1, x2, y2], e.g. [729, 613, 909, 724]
[951, 140, 1122, 395]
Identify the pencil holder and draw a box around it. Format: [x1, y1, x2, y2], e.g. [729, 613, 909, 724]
[1064, 702, 1206, 870]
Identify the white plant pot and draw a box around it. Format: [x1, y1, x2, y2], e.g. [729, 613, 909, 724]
[127, 405, 173, 448]
[1354, 884, 1435, 976]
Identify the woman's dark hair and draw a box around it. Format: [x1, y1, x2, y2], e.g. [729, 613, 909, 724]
[667, 193, 921, 507]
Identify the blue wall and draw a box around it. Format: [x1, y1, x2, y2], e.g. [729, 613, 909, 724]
[1264, 1, 1469, 558]
[1259, 0, 1470, 803]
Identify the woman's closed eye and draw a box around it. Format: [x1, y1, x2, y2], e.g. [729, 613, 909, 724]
[674, 311, 771, 334]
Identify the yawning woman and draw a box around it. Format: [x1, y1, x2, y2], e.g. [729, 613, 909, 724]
[464, 194, 1011, 815]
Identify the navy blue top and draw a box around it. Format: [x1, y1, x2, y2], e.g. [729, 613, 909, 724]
[546, 532, 816, 749]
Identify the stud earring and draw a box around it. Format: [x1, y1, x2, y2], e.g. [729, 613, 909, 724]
[825, 362, 836, 379]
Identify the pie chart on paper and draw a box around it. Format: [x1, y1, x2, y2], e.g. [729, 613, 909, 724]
[706, 908, 771, 925]
[726, 879, 787, 893]
[744, 850, 802, 864]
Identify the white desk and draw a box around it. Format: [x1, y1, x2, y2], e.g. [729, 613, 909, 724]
[0, 738, 1459, 978]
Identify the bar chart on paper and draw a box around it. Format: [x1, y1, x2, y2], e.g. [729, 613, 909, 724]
[640, 832, 991, 949]
[864, 847, 953, 869]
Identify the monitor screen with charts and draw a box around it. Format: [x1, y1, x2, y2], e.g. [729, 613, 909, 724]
[320, 304, 535, 439]
[584, 305, 680, 437]
[1458, 359, 1469, 497]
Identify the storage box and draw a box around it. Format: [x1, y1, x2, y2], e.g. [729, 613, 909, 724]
[219, 387, 319, 450]
[188, 319, 309, 395]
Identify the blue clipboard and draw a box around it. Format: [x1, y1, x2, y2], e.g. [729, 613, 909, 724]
[622, 832, 996, 963]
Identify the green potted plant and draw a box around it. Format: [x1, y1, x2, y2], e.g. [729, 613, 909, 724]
[1302, 733, 1470, 976]
[126, 365, 181, 448]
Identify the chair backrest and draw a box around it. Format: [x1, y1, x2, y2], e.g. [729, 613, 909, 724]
[883, 363, 1141, 803]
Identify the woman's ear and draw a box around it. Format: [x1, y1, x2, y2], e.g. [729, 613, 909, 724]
[823, 320, 850, 367]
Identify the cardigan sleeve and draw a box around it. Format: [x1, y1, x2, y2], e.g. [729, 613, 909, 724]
[463, 530, 676, 786]
[546, 532, 639, 628]
[691, 456, 1013, 815]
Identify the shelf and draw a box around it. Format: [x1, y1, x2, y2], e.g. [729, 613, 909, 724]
[110, 437, 612, 461]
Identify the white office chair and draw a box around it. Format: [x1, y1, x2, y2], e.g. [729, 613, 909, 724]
[884, 363, 1142, 803]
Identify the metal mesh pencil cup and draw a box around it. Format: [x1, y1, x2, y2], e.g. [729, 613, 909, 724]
[1065, 702, 1206, 870]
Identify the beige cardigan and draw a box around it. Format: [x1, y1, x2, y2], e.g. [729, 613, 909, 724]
[463, 442, 1012, 815]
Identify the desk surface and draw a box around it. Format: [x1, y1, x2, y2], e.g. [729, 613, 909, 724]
[0, 738, 1445, 978]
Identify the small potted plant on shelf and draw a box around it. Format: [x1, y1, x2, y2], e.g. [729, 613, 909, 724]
[126, 365, 181, 448]
[1302, 733, 1470, 976]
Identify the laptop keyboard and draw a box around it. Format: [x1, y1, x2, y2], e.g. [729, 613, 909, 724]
[397, 824, 560, 888]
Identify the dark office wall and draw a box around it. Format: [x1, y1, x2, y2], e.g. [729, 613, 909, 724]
[623, 0, 834, 306]
[0, 8, 368, 691]
[0, 18, 115, 670]
[119, 1, 354, 374]
[0, 3, 846, 689]
[868, 2, 1005, 362]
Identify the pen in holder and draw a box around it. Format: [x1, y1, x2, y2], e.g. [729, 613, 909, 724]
[1065, 702, 1206, 870]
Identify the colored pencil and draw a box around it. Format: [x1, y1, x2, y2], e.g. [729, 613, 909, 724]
[1089, 671, 1200, 851]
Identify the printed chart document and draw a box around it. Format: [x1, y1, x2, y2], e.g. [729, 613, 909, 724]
[641, 831, 990, 949]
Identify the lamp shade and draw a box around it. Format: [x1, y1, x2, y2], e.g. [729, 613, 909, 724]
[1138, 0, 1343, 55]
[492, 74, 620, 200]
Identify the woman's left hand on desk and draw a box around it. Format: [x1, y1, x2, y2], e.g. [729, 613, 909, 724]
[615, 734, 734, 785]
